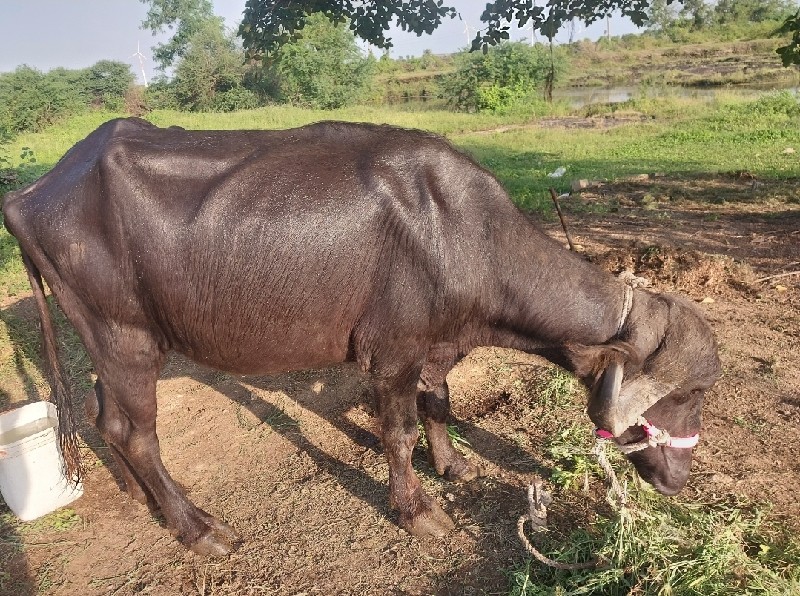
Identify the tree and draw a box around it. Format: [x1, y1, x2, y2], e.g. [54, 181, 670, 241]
[714, 0, 797, 24]
[83, 61, 136, 109]
[238, 0, 800, 67]
[171, 20, 255, 111]
[0, 66, 85, 135]
[239, 0, 677, 56]
[140, 0, 222, 70]
[679, 0, 714, 29]
[262, 13, 374, 109]
[647, 0, 679, 31]
[442, 42, 565, 112]
[777, 8, 800, 65]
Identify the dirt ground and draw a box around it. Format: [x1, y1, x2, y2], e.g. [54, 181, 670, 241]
[1, 173, 798, 595]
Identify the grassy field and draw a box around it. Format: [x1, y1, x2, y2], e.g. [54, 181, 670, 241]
[1, 93, 800, 594]
[4, 90, 799, 215]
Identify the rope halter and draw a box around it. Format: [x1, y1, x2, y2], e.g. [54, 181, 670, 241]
[595, 416, 699, 454]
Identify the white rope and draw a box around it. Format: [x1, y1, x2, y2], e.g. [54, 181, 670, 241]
[593, 438, 629, 507]
[615, 271, 650, 335]
[517, 479, 605, 570]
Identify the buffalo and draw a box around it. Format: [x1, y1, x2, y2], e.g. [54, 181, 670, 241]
[2, 118, 720, 555]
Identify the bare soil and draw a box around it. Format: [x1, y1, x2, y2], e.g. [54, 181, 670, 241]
[1, 174, 799, 595]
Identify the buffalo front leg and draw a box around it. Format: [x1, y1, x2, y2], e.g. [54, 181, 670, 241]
[89, 342, 239, 556]
[377, 375, 455, 538]
[418, 343, 483, 483]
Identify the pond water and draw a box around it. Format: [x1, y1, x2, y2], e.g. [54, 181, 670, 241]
[552, 83, 799, 108]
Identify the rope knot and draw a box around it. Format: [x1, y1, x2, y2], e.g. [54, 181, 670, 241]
[618, 270, 650, 289]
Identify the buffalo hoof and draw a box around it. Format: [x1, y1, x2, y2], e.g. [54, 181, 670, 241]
[189, 520, 241, 557]
[401, 496, 455, 539]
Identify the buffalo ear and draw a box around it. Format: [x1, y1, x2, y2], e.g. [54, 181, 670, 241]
[566, 341, 670, 436]
[563, 341, 638, 383]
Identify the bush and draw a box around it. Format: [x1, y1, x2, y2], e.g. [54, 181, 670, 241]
[441, 42, 568, 112]
[171, 21, 250, 112]
[264, 14, 374, 109]
[143, 78, 182, 111]
[211, 87, 260, 112]
[0, 66, 84, 135]
[0, 62, 134, 137]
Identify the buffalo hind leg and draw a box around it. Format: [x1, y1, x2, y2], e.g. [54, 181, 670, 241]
[86, 382, 156, 509]
[418, 344, 483, 483]
[89, 340, 239, 556]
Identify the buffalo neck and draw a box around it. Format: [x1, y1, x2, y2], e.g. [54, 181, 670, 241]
[479, 213, 626, 354]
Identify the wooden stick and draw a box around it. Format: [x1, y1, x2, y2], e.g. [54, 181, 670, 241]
[756, 270, 800, 283]
[549, 187, 576, 252]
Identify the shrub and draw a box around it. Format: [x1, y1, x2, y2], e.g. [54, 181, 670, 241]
[211, 87, 260, 112]
[263, 13, 374, 109]
[0, 62, 134, 137]
[441, 42, 568, 112]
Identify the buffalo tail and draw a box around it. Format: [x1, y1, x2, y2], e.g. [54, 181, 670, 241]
[21, 249, 83, 484]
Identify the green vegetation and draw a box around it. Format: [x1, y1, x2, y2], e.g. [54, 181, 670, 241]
[0, 61, 133, 138]
[461, 91, 800, 210]
[263, 13, 374, 109]
[508, 364, 800, 595]
[167, 20, 257, 112]
[647, 0, 798, 41]
[442, 42, 568, 113]
[510, 487, 800, 594]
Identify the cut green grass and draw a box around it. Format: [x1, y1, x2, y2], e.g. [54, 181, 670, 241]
[509, 406, 800, 595]
[509, 488, 800, 595]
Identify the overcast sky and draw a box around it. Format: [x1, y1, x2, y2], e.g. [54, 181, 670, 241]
[0, 1, 640, 84]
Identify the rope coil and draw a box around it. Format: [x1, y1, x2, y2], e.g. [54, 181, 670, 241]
[516, 439, 628, 570]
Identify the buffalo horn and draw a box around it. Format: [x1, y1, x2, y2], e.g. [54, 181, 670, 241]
[599, 361, 623, 402]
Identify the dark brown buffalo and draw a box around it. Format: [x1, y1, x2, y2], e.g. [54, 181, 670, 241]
[2, 118, 720, 555]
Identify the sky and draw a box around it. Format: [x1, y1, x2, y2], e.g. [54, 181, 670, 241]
[0, 1, 642, 85]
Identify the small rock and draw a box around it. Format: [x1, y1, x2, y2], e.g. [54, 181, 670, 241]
[701, 297, 715, 304]
[312, 381, 325, 393]
[571, 179, 590, 191]
[775, 285, 788, 293]
[710, 473, 734, 485]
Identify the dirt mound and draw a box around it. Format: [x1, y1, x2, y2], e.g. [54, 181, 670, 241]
[590, 243, 757, 299]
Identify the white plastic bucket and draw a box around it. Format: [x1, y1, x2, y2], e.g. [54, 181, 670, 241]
[0, 401, 83, 521]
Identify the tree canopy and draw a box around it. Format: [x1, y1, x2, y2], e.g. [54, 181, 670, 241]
[237, 0, 800, 65]
[140, 0, 223, 70]
[239, 0, 661, 56]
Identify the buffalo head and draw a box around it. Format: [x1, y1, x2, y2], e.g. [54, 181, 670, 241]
[567, 293, 720, 495]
